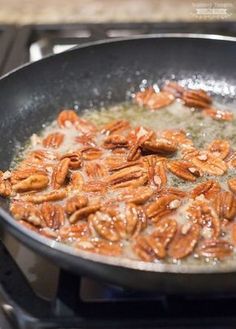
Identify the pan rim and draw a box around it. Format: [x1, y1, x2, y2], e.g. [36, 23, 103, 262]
[1, 32, 236, 80]
[1, 34, 236, 274]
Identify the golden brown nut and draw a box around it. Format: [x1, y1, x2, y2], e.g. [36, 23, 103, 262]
[213, 191, 236, 220]
[182, 89, 212, 109]
[197, 239, 233, 259]
[41, 202, 64, 229]
[65, 195, 88, 215]
[191, 180, 221, 200]
[43, 132, 64, 148]
[146, 195, 181, 222]
[168, 223, 200, 259]
[167, 160, 201, 182]
[207, 139, 230, 160]
[52, 158, 70, 189]
[228, 178, 236, 194]
[133, 235, 166, 261]
[57, 109, 79, 127]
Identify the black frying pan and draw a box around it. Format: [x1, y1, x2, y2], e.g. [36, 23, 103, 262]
[0, 34, 236, 294]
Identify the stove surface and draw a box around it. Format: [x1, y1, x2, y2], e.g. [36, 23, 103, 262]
[1, 21, 236, 329]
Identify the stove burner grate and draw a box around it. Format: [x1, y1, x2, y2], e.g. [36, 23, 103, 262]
[1, 242, 236, 329]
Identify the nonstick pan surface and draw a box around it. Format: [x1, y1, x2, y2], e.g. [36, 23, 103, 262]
[0, 34, 236, 293]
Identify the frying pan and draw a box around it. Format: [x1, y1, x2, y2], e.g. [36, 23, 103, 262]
[0, 34, 236, 294]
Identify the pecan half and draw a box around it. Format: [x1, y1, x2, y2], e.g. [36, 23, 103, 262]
[168, 223, 200, 259]
[181, 146, 199, 161]
[112, 148, 128, 155]
[52, 158, 70, 189]
[167, 160, 201, 182]
[141, 139, 177, 155]
[61, 151, 82, 169]
[76, 117, 97, 133]
[182, 89, 212, 109]
[197, 239, 233, 259]
[146, 195, 181, 222]
[105, 155, 127, 169]
[154, 161, 168, 187]
[128, 126, 154, 144]
[127, 143, 141, 161]
[0, 171, 12, 197]
[161, 81, 185, 98]
[103, 135, 128, 149]
[127, 129, 154, 161]
[228, 178, 236, 194]
[82, 181, 107, 193]
[24, 189, 67, 204]
[69, 172, 84, 190]
[85, 162, 107, 179]
[27, 150, 59, 163]
[106, 165, 148, 189]
[69, 204, 100, 224]
[57, 110, 79, 127]
[135, 88, 174, 110]
[42, 132, 64, 148]
[119, 186, 154, 205]
[152, 217, 177, 247]
[115, 204, 147, 239]
[161, 129, 193, 147]
[207, 139, 230, 160]
[41, 202, 64, 229]
[65, 195, 88, 215]
[145, 91, 174, 110]
[187, 200, 220, 239]
[143, 156, 167, 187]
[75, 133, 96, 146]
[101, 120, 130, 135]
[88, 211, 120, 242]
[10, 202, 42, 227]
[191, 151, 227, 176]
[11, 168, 46, 185]
[213, 191, 236, 220]
[76, 239, 122, 256]
[203, 107, 233, 121]
[160, 187, 187, 199]
[135, 87, 154, 107]
[92, 240, 122, 256]
[80, 147, 102, 160]
[191, 180, 221, 200]
[59, 223, 89, 240]
[133, 235, 166, 261]
[13, 174, 49, 192]
[107, 159, 139, 172]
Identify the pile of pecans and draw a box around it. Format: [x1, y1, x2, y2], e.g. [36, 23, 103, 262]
[0, 81, 236, 263]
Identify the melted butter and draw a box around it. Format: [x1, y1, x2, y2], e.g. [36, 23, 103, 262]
[10, 100, 236, 265]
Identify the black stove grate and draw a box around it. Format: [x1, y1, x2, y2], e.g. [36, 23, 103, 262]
[1, 240, 236, 329]
[3, 21, 236, 74]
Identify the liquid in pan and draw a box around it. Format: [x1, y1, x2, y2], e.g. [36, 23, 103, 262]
[1, 81, 236, 265]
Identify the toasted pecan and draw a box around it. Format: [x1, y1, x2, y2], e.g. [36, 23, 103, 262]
[168, 223, 200, 259]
